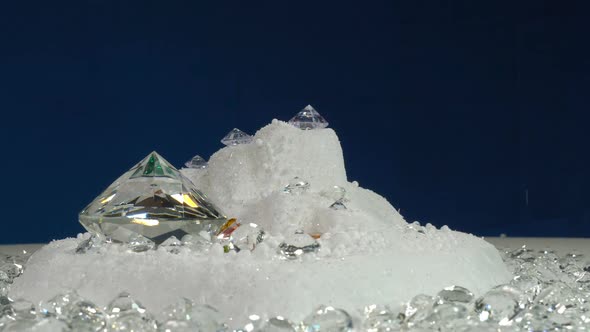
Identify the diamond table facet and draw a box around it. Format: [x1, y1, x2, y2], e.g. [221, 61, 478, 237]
[288, 105, 329, 130]
[79, 151, 228, 244]
[220, 128, 253, 146]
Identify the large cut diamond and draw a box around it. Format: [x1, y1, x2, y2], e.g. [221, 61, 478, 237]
[79, 151, 227, 244]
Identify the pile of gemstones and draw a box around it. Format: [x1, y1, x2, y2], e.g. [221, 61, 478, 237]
[1, 242, 590, 331]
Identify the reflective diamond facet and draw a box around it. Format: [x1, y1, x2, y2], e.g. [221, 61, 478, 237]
[283, 177, 310, 195]
[79, 151, 227, 244]
[288, 105, 329, 130]
[278, 233, 320, 260]
[184, 155, 208, 169]
[221, 128, 253, 146]
[329, 200, 347, 210]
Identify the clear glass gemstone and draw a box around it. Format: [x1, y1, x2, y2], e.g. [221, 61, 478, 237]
[66, 300, 106, 332]
[184, 155, 208, 169]
[32, 318, 70, 331]
[435, 286, 474, 305]
[79, 151, 227, 244]
[302, 305, 352, 332]
[228, 223, 266, 252]
[106, 292, 148, 319]
[277, 233, 320, 260]
[510, 275, 541, 303]
[329, 201, 347, 210]
[260, 316, 297, 332]
[127, 234, 156, 252]
[0, 281, 8, 297]
[362, 304, 401, 332]
[180, 233, 212, 251]
[0, 320, 36, 331]
[221, 128, 253, 146]
[162, 298, 226, 331]
[283, 177, 310, 195]
[320, 186, 347, 202]
[159, 236, 183, 254]
[288, 105, 329, 130]
[76, 234, 112, 254]
[404, 294, 434, 327]
[430, 303, 469, 321]
[0, 262, 23, 282]
[514, 304, 555, 331]
[127, 234, 155, 253]
[39, 291, 81, 318]
[108, 314, 158, 332]
[159, 319, 194, 332]
[8, 298, 36, 320]
[240, 314, 263, 332]
[475, 285, 523, 324]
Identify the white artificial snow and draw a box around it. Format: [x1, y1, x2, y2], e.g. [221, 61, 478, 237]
[11, 120, 511, 327]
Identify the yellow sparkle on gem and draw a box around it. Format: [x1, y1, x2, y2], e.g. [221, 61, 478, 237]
[218, 218, 238, 235]
[131, 218, 160, 226]
[99, 193, 116, 204]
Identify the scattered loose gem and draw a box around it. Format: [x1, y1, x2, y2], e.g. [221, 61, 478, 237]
[78, 151, 227, 245]
[435, 285, 474, 305]
[278, 233, 320, 260]
[163, 298, 226, 332]
[288, 105, 329, 130]
[105, 292, 148, 319]
[108, 313, 158, 332]
[229, 223, 266, 252]
[260, 316, 297, 332]
[0, 262, 23, 281]
[6, 298, 36, 320]
[221, 128, 253, 146]
[475, 285, 523, 324]
[329, 200, 347, 210]
[184, 154, 208, 169]
[159, 236, 183, 254]
[362, 304, 401, 332]
[241, 314, 263, 332]
[302, 305, 352, 332]
[127, 234, 156, 252]
[404, 294, 435, 327]
[320, 186, 347, 202]
[66, 300, 106, 332]
[180, 233, 212, 251]
[283, 177, 310, 195]
[38, 291, 82, 318]
[216, 218, 241, 240]
[76, 234, 111, 254]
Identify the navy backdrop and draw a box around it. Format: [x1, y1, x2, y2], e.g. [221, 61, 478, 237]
[0, 1, 588, 243]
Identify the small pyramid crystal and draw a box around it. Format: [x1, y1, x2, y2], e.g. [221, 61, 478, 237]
[221, 128, 253, 146]
[288, 105, 329, 130]
[329, 200, 347, 210]
[79, 151, 227, 244]
[184, 155, 208, 169]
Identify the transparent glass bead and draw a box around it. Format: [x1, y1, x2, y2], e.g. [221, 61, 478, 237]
[435, 286, 474, 305]
[302, 305, 352, 332]
[259, 316, 297, 332]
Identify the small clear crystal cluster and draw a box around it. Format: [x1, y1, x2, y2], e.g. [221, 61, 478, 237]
[218, 105, 329, 148]
[4, 244, 590, 331]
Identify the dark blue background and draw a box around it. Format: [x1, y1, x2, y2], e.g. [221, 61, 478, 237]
[0, 1, 588, 243]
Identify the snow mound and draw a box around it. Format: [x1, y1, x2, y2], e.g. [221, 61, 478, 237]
[11, 120, 511, 326]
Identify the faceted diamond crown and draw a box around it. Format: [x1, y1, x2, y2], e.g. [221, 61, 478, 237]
[288, 105, 329, 130]
[79, 151, 227, 244]
[184, 155, 208, 169]
[221, 128, 253, 146]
